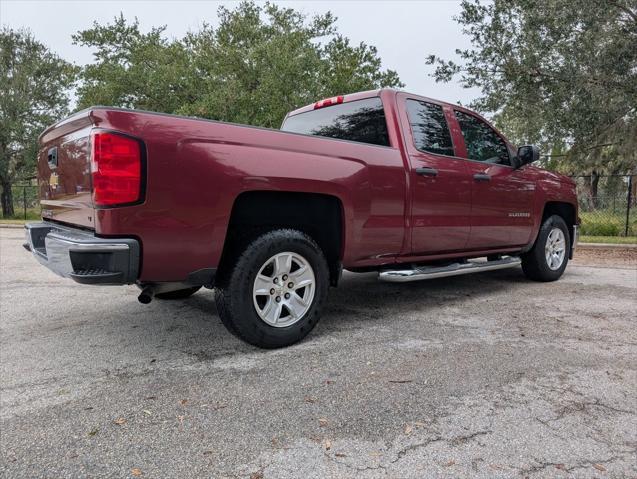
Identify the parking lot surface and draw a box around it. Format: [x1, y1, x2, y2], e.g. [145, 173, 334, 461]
[1, 227, 636, 478]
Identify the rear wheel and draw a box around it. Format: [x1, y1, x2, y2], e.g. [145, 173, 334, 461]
[522, 215, 570, 282]
[155, 286, 201, 300]
[215, 229, 329, 348]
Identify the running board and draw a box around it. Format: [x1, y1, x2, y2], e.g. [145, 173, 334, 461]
[379, 256, 521, 283]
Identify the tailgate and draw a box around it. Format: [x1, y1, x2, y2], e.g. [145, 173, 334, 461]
[38, 111, 95, 229]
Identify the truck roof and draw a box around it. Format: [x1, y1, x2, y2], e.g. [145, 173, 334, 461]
[285, 88, 466, 118]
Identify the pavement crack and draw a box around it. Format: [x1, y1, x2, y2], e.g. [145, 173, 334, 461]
[449, 429, 492, 446]
[323, 450, 387, 473]
[389, 436, 444, 464]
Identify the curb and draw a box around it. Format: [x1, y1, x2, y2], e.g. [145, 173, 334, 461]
[0, 224, 25, 229]
[578, 242, 637, 249]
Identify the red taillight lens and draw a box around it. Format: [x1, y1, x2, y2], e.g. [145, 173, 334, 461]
[91, 132, 143, 206]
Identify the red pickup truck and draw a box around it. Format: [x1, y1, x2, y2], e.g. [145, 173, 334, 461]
[25, 89, 579, 348]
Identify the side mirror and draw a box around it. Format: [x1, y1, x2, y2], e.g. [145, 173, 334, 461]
[514, 145, 539, 168]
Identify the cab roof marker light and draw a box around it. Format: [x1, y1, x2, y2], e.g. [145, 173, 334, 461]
[313, 95, 344, 109]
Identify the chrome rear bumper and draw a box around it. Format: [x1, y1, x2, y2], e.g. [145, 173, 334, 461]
[24, 222, 139, 284]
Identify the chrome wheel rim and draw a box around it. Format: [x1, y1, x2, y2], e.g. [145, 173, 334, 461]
[545, 227, 566, 270]
[252, 252, 316, 328]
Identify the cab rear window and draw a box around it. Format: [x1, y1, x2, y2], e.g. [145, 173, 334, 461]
[281, 97, 390, 147]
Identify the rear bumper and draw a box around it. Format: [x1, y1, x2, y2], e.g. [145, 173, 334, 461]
[24, 221, 140, 285]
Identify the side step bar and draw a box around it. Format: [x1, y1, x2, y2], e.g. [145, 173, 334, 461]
[379, 256, 521, 283]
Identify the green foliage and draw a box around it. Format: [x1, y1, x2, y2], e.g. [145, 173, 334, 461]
[74, 1, 404, 128]
[426, 0, 637, 175]
[579, 210, 637, 236]
[0, 27, 77, 216]
[72, 15, 191, 113]
[579, 212, 623, 236]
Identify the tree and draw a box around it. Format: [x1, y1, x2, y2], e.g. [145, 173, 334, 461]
[73, 1, 404, 128]
[0, 27, 76, 217]
[426, 0, 637, 176]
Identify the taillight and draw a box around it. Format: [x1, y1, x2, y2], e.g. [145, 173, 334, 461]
[90, 131, 143, 207]
[313, 95, 344, 109]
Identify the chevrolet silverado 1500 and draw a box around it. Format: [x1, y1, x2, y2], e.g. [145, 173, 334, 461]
[25, 89, 579, 348]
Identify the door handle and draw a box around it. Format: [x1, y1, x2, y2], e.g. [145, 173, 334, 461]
[415, 167, 438, 177]
[473, 173, 491, 182]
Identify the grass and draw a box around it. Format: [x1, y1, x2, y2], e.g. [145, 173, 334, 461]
[0, 209, 41, 223]
[0, 219, 29, 225]
[580, 235, 637, 245]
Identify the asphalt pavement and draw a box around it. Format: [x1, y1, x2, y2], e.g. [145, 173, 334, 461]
[1, 227, 636, 478]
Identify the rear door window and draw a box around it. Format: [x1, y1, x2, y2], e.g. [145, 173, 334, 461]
[454, 110, 510, 165]
[406, 99, 454, 156]
[281, 97, 390, 147]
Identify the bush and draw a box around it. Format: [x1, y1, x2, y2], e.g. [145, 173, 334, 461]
[579, 211, 623, 236]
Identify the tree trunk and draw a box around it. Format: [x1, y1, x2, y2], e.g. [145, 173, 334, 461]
[1, 179, 15, 218]
[590, 171, 600, 209]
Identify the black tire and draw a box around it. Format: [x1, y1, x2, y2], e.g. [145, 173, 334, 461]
[155, 286, 201, 300]
[522, 215, 570, 282]
[214, 229, 329, 349]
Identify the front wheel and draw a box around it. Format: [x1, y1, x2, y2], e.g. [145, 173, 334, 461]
[215, 229, 329, 348]
[522, 215, 570, 282]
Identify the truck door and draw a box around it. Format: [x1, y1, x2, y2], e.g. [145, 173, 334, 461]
[452, 109, 536, 249]
[396, 94, 472, 254]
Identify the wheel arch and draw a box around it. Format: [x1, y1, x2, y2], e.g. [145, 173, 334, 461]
[541, 201, 577, 247]
[218, 190, 345, 286]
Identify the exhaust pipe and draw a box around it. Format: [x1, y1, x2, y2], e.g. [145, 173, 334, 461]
[138, 286, 154, 304]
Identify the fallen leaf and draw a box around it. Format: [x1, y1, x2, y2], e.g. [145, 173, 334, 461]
[325, 380, 333, 385]
[131, 468, 142, 476]
[212, 402, 228, 410]
[444, 460, 455, 467]
[88, 428, 99, 437]
[335, 452, 346, 458]
[404, 424, 413, 435]
[593, 464, 606, 472]
[114, 418, 127, 425]
[304, 396, 317, 403]
[318, 418, 329, 427]
[180, 399, 188, 406]
[142, 410, 152, 416]
[555, 464, 566, 470]
[413, 421, 426, 428]
[203, 450, 213, 456]
[250, 471, 264, 479]
[323, 439, 332, 450]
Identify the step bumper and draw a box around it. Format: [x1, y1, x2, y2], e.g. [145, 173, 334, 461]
[24, 221, 140, 285]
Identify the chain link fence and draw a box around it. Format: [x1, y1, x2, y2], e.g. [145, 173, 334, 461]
[1, 184, 40, 220]
[3, 176, 637, 237]
[571, 174, 636, 237]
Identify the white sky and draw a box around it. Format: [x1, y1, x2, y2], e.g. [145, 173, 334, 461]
[0, 0, 481, 106]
